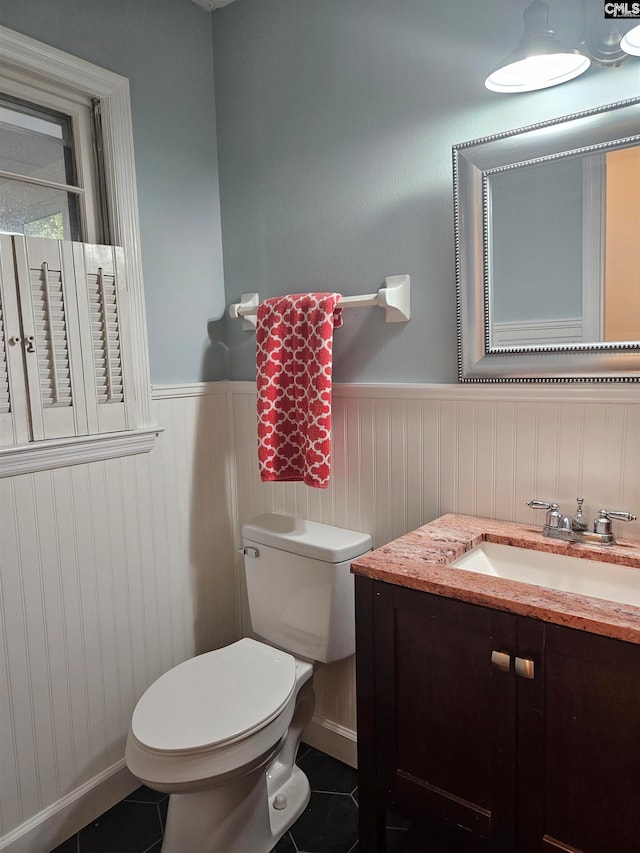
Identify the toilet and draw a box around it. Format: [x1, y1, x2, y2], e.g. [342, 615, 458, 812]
[125, 513, 371, 853]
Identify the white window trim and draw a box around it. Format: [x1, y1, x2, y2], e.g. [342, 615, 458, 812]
[0, 25, 156, 475]
[582, 154, 605, 342]
[0, 427, 161, 478]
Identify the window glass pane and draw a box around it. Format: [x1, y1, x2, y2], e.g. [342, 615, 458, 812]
[0, 96, 77, 186]
[0, 176, 80, 240]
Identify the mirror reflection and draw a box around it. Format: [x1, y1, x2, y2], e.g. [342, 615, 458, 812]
[488, 144, 640, 350]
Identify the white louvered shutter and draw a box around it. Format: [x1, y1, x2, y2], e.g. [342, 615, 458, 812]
[12, 236, 88, 440]
[0, 235, 29, 447]
[0, 288, 8, 418]
[74, 242, 137, 433]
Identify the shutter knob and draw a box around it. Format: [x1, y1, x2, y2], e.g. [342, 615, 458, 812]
[8, 335, 21, 346]
[24, 335, 35, 353]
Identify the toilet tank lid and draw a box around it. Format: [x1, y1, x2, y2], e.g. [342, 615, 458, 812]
[242, 513, 372, 563]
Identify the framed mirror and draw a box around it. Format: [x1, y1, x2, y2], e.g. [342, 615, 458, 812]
[453, 97, 640, 382]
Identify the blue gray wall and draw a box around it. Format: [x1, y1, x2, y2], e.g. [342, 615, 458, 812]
[2, 0, 639, 383]
[212, 0, 640, 382]
[0, 0, 225, 384]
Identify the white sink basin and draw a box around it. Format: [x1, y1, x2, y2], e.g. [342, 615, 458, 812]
[451, 542, 640, 608]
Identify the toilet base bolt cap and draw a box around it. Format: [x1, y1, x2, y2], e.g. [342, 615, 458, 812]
[273, 794, 287, 810]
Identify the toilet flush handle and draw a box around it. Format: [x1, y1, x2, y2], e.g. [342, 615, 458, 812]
[240, 546, 260, 558]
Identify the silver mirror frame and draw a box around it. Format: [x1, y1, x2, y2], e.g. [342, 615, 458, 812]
[453, 97, 640, 383]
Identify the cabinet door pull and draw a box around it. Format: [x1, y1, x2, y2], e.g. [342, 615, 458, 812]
[491, 650, 511, 672]
[515, 657, 535, 679]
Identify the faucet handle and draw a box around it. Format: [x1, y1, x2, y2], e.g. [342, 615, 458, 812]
[527, 500, 562, 530]
[600, 510, 637, 522]
[594, 509, 637, 536]
[527, 500, 558, 510]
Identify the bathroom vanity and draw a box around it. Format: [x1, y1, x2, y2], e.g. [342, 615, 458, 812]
[352, 514, 640, 853]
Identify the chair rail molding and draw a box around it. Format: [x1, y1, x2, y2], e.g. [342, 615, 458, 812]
[227, 380, 640, 404]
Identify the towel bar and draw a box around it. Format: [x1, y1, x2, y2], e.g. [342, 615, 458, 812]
[229, 275, 410, 330]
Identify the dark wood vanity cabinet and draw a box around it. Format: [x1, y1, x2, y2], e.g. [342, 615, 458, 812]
[355, 576, 640, 853]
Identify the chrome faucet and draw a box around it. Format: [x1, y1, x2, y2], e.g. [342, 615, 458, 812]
[527, 498, 637, 545]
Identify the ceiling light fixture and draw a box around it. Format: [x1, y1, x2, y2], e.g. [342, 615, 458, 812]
[621, 24, 640, 56]
[485, 0, 590, 93]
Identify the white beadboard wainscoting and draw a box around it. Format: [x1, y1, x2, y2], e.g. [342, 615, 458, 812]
[2, 379, 639, 851]
[0, 384, 236, 853]
[230, 381, 640, 765]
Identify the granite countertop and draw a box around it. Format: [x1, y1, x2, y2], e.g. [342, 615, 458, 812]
[351, 513, 640, 644]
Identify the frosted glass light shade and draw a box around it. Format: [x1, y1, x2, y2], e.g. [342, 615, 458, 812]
[621, 24, 640, 56]
[485, 52, 591, 93]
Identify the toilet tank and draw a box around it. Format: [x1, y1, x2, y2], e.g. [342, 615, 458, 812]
[242, 513, 371, 663]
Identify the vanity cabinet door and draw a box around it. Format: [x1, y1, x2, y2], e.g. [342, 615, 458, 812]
[519, 621, 640, 853]
[356, 576, 640, 853]
[366, 580, 518, 852]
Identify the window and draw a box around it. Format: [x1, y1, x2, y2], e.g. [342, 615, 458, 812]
[0, 68, 103, 243]
[1, 95, 82, 241]
[0, 26, 156, 476]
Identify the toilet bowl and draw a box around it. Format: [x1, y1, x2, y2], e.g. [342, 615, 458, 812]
[126, 513, 371, 853]
[126, 638, 315, 852]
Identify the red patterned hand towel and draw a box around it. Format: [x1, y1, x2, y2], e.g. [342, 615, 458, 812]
[256, 292, 343, 489]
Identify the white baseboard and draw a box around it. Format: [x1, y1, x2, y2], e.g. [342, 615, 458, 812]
[302, 715, 358, 769]
[0, 761, 138, 853]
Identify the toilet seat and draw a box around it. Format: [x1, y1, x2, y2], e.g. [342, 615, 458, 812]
[131, 638, 297, 754]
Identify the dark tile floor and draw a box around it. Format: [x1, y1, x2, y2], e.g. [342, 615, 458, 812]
[50, 745, 413, 853]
